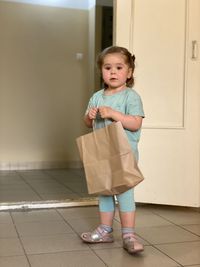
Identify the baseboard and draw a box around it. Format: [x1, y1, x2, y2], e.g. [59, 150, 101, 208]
[0, 161, 83, 170]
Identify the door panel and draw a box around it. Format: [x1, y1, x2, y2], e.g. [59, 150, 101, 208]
[133, 0, 186, 128]
[115, 0, 200, 206]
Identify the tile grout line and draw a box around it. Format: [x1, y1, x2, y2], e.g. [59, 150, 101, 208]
[44, 169, 82, 197]
[16, 171, 44, 201]
[10, 211, 32, 267]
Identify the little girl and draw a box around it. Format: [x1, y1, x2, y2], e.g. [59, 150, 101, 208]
[81, 46, 145, 254]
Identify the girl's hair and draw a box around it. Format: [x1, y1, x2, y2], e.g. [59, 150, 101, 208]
[97, 46, 136, 88]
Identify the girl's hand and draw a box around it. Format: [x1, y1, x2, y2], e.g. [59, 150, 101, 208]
[98, 106, 114, 119]
[88, 107, 98, 120]
[98, 106, 143, 131]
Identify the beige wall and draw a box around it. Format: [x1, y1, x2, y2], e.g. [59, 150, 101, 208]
[0, 1, 90, 169]
[88, 4, 96, 94]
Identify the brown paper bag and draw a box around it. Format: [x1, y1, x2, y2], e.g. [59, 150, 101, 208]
[76, 121, 144, 195]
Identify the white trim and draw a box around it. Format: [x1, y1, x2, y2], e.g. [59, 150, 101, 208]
[0, 198, 98, 211]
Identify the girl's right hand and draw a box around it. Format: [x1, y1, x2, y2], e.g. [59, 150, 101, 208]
[88, 107, 98, 120]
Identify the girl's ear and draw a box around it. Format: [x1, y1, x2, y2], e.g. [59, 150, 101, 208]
[127, 68, 133, 78]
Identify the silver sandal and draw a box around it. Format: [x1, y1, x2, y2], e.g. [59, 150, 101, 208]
[81, 226, 114, 243]
[123, 233, 144, 254]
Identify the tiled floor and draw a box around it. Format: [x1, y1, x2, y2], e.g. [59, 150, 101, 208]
[0, 169, 89, 203]
[0, 204, 200, 266]
[0, 169, 200, 266]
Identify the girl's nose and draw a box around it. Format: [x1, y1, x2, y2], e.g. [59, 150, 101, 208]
[110, 68, 116, 74]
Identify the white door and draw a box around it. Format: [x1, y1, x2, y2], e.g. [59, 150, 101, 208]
[115, 0, 200, 207]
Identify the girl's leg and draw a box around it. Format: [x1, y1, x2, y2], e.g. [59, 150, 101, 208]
[99, 195, 115, 227]
[116, 188, 144, 254]
[117, 188, 136, 227]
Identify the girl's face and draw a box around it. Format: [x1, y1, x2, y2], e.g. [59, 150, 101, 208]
[101, 53, 132, 91]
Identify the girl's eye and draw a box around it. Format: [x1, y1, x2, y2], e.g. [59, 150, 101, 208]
[117, 66, 123, 70]
[104, 66, 111, 70]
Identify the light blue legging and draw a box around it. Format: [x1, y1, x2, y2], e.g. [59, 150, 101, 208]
[99, 188, 136, 212]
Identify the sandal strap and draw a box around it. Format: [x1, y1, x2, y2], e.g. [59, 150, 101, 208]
[123, 233, 136, 240]
[90, 226, 109, 241]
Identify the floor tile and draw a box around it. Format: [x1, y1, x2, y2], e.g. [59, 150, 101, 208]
[58, 206, 99, 219]
[45, 169, 82, 178]
[0, 171, 18, 177]
[21, 233, 89, 254]
[23, 177, 55, 183]
[0, 212, 12, 224]
[65, 217, 101, 233]
[136, 225, 200, 244]
[135, 212, 173, 228]
[12, 209, 62, 223]
[0, 184, 31, 191]
[0, 223, 18, 238]
[181, 224, 200, 236]
[0, 175, 24, 185]
[0, 168, 89, 202]
[0, 238, 24, 257]
[15, 220, 73, 236]
[152, 207, 200, 225]
[18, 170, 49, 178]
[24, 180, 61, 186]
[0, 192, 41, 202]
[28, 251, 106, 267]
[60, 178, 86, 185]
[0, 193, 39, 203]
[0, 256, 29, 267]
[28, 184, 71, 194]
[40, 192, 80, 200]
[69, 185, 88, 194]
[78, 192, 91, 197]
[94, 246, 181, 267]
[155, 241, 200, 266]
[135, 204, 157, 215]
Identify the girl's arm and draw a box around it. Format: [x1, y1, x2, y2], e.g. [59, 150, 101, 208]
[84, 114, 93, 128]
[84, 107, 98, 128]
[98, 106, 143, 131]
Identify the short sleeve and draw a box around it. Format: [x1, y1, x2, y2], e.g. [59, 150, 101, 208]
[85, 97, 94, 115]
[126, 91, 145, 117]
[84, 90, 104, 115]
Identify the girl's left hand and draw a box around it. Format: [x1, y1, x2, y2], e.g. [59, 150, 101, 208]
[98, 106, 114, 119]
